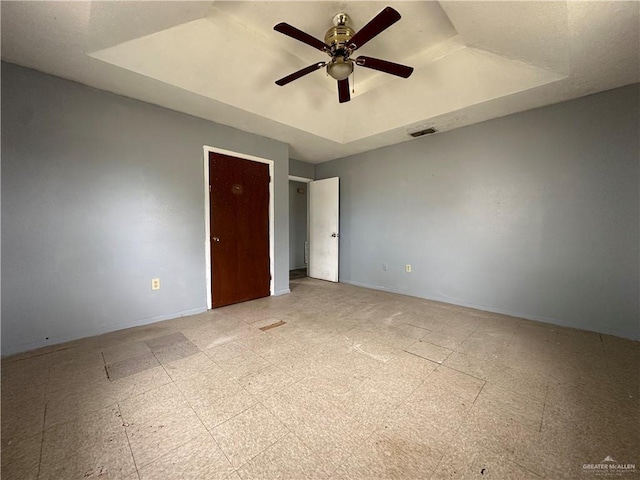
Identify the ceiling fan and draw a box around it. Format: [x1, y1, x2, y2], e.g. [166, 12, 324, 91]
[274, 6, 414, 103]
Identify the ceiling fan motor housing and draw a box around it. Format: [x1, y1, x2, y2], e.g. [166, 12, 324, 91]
[324, 25, 354, 56]
[326, 13, 354, 55]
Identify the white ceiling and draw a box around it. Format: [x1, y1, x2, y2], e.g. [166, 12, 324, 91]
[2, 1, 638, 163]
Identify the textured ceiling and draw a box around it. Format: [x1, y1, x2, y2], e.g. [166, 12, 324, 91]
[2, 1, 639, 163]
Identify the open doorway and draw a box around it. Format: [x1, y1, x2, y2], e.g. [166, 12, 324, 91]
[289, 177, 310, 280]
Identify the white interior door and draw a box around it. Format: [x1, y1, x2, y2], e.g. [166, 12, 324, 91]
[309, 177, 339, 282]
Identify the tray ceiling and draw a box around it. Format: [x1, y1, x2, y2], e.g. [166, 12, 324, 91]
[2, 1, 638, 163]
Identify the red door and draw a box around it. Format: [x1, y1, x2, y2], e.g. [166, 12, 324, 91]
[209, 152, 270, 307]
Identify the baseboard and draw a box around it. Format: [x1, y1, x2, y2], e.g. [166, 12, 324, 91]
[339, 279, 639, 341]
[2, 306, 208, 358]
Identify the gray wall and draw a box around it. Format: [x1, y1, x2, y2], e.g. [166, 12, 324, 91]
[1, 62, 290, 355]
[289, 158, 315, 180]
[289, 181, 308, 270]
[317, 84, 640, 340]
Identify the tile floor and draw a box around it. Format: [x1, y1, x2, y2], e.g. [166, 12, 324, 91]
[2, 278, 638, 479]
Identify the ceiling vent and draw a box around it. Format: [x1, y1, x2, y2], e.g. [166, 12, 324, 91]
[408, 127, 437, 138]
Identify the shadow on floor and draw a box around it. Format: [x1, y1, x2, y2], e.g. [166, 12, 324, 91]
[289, 268, 307, 280]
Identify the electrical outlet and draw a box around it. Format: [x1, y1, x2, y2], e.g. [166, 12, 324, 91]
[405, 264, 412, 273]
[383, 263, 388, 271]
[151, 278, 161, 290]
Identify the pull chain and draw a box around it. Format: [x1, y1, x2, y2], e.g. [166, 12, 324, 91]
[352, 65, 355, 94]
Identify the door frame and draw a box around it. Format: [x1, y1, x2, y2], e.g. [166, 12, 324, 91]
[203, 146, 275, 310]
[288, 175, 312, 184]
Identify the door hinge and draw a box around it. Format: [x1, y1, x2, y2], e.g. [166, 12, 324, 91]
[209, 185, 212, 192]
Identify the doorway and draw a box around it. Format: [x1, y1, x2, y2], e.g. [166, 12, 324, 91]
[204, 147, 274, 309]
[289, 178, 309, 280]
[288, 175, 340, 283]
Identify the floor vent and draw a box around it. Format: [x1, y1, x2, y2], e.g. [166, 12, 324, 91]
[259, 320, 286, 331]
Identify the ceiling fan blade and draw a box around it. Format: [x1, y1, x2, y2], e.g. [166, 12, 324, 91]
[355, 56, 414, 78]
[348, 7, 401, 51]
[274, 22, 329, 52]
[338, 78, 350, 103]
[275, 62, 327, 86]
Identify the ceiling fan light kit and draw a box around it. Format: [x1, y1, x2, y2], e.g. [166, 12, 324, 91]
[274, 6, 414, 103]
[327, 57, 353, 81]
